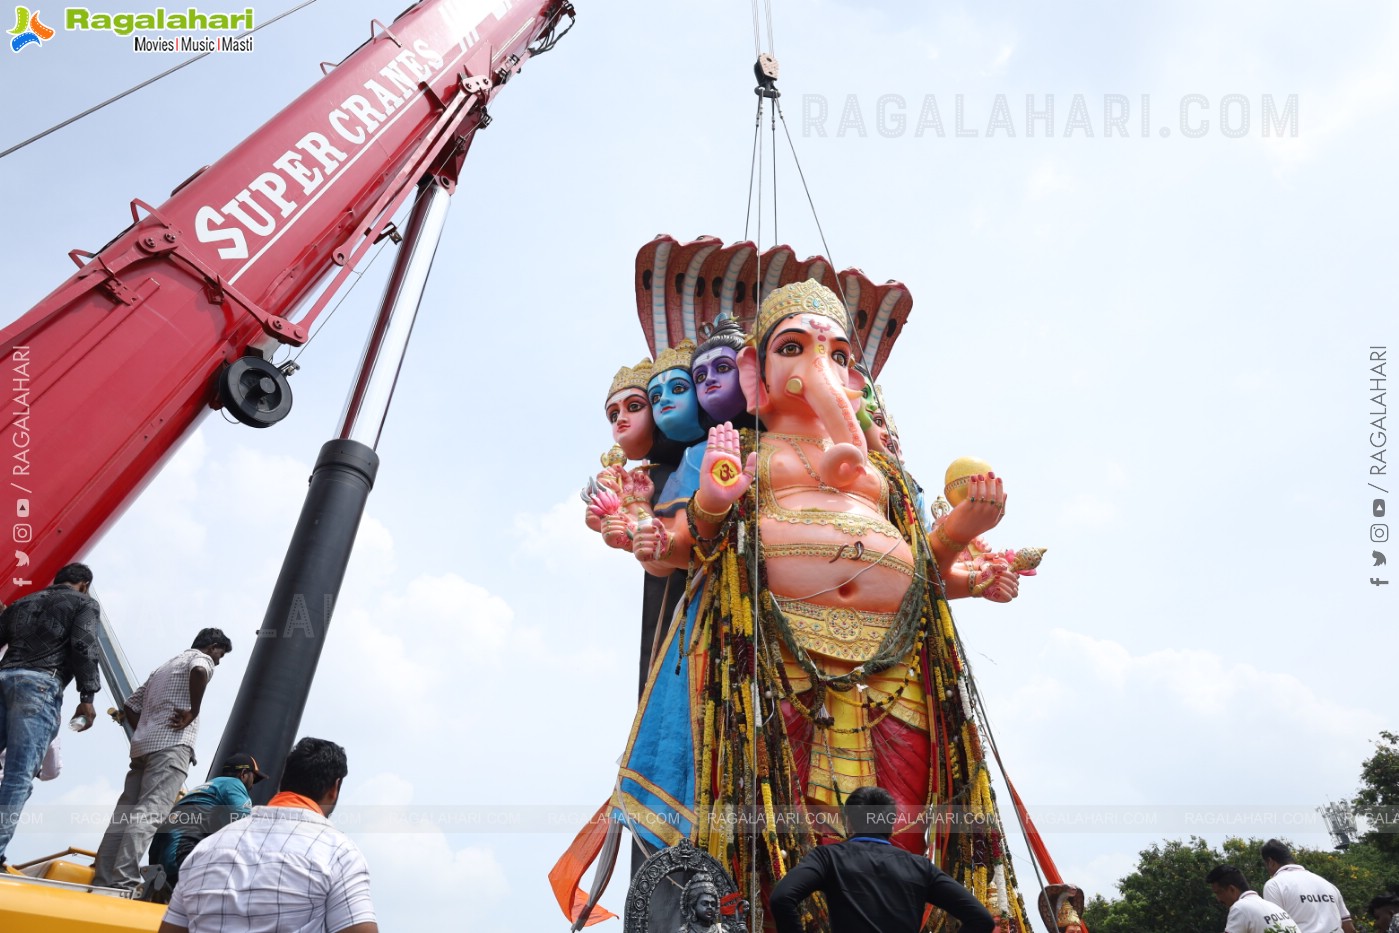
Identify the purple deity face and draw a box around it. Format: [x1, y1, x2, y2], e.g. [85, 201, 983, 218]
[691, 346, 745, 423]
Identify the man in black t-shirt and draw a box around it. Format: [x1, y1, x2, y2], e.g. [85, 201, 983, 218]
[0, 563, 101, 865]
[770, 786, 995, 933]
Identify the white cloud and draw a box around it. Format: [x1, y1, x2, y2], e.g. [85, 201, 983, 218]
[1056, 494, 1119, 528]
[1065, 849, 1143, 900]
[1265, 63, 1397, 175]
[989, 43, 1015, 74]
[997, 629, 1384, 804]
[347, 771, 510, 929]
[1027, 161, 1074, 201]
[512, 496, 612, 572]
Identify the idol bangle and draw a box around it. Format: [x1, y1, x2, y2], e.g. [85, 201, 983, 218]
[689, 495, 733, 526]
[934, 524, 968, 553]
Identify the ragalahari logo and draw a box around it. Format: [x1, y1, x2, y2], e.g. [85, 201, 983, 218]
[10, 5, 54, 52]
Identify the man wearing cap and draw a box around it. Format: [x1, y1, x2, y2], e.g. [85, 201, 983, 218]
[93, 627, 234, 891]
[148, 752, 266, 890]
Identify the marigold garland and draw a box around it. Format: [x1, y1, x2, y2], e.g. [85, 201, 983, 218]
[667, 450, 1037, 931]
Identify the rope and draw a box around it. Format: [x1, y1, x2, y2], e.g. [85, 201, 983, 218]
[769, 93, 945, 579]
[286, 129, 470, 364]
[760, 52, 1046, 915]
[727, 9, 1045, 924]
[0, 0, 320, 160]
[743, 98, 763, 242]
[764, 0, 777, 57]
[284, 218, 389, 364]
[774, 98, 841, 305]
[748, 94, 765, 933]
[968, 648, 1052, 899]
[770, 99, 779, 246]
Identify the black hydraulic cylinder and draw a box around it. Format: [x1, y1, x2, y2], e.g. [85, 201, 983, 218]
[210, 438, 378, 802]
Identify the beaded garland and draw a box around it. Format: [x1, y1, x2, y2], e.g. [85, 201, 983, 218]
[674, 440, 1030, 933]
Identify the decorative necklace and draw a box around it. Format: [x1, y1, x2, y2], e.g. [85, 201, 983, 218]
[783, 437, 837, 493]
[761, 431, 829, 447]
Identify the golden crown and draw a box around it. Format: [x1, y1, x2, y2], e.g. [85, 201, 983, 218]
[606, 358, 654, 403]
[754, 279, 851, 346]
[650, 339, 697, 380]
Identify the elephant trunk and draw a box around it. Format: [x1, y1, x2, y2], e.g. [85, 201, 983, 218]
[800, 355, 868, 490]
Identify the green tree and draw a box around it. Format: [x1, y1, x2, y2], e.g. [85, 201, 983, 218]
[1082, 835, 1394, 933]
[1081, 836, 1225, 933]
[1085, 736, 1399, 933]
[1226, 836, 1393, 929]
[1355, 731, 1399, 861]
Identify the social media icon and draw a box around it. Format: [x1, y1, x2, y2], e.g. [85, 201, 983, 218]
[15, 498, 29, 518]
[1377, 551, 1390, 566]
[1376, 499, 1388, 518]
[12, 524, 32, 543]
[13, 550, 28, 567]
[1373, 524, 1391, 543]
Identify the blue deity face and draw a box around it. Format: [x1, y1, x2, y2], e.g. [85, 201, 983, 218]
[648, 368, 703, 442]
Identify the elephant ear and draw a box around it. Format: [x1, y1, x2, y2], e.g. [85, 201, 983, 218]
[737, 345, 767, 415]
[847, 364, 869, 398]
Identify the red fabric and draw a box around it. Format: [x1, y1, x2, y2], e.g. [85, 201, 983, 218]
[548, 801, 618, 927]
[1005, 776, 1062, 884]
[780, 699, 931, 855]
[873, 716, 932, 855]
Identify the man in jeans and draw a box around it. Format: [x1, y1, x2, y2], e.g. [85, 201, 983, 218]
[93, 627, 232, 890]
[0, 562, 101, 866]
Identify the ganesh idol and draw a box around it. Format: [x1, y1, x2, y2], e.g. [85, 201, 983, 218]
[620, 279, 1032, 930]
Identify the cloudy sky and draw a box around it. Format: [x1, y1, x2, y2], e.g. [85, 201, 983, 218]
[2, 1, 1394, 930]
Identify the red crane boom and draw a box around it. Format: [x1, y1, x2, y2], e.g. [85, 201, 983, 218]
[0, 0, 571, 602]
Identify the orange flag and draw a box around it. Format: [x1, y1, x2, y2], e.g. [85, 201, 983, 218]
[549, 801, 618, 927]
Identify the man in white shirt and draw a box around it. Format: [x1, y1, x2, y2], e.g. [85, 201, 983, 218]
[1261, 839, 1356, 933]
[93, 627, 233, 890]
[158, 736, 377, 933]
[1208, 864, 1301, 933]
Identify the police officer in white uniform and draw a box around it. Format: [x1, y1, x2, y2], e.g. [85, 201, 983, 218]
[1261, 839, 1356, 933]
[1208, 864, 1301, 933]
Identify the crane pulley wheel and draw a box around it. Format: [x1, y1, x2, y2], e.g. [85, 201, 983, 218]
[217, 356, 294, 428]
